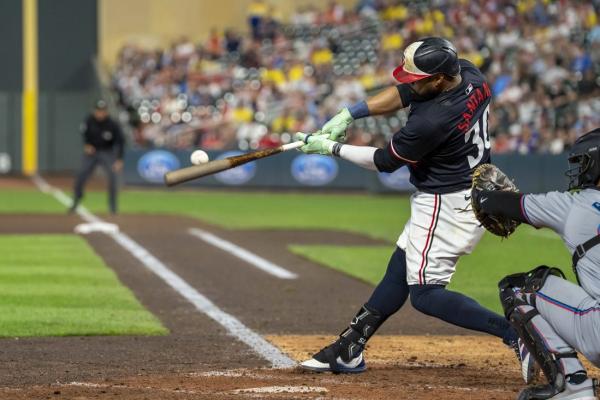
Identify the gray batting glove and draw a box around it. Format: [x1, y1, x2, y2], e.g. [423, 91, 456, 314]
[321, 108, 353, 142]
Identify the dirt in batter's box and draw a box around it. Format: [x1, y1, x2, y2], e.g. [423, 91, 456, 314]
[5, 335, 599, 400]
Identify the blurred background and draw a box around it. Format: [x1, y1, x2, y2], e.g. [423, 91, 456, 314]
[1, 0, 599, 192]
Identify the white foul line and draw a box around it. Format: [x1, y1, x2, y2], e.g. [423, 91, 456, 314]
[31, 175, 102, 224]
[30, 175, 295, 368]
[188, 228, 297, 280]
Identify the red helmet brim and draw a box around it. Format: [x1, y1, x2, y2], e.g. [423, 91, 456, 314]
[392, 62, 431, 84]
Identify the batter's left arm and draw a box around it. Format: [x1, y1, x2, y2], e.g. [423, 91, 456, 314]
[335, 115, 440, 172]
[332, 142, 412, 172]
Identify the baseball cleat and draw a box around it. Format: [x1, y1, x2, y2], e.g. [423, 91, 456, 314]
[300, 352, 366, 374]
[518, 338, 541, 384]
[517, 377, 597, 400]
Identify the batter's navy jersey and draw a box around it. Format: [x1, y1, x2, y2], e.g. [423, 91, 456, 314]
[379, 60, 492, 194]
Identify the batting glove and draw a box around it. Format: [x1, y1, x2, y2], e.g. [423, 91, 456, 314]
[295, 132, 336, 156]
[321, 108, 353, 142]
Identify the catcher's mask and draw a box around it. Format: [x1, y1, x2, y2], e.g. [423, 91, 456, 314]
[566, 128, 600, 190]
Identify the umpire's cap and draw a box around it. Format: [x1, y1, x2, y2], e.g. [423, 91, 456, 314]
[393, 37, 460, 84]
[95, 99, 108, 110]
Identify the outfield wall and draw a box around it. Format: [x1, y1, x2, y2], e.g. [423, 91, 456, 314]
[124, 149, 570, 193]
[0, 0, 98, 175]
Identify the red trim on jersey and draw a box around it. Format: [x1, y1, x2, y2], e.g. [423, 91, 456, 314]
[418, 194, 439, 284]
[389, 139, 418, 164]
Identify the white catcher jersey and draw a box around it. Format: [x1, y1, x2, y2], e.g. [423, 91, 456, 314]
[522, 189, 600, 299]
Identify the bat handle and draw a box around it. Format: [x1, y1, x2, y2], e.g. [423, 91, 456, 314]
[282, 140, 306, 151]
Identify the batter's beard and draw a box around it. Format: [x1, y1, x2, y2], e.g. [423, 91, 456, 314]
[408, 85, 440, 101]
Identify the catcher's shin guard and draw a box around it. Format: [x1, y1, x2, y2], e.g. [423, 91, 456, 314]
[508, 306, 569, 391]
[302, 304, 383, 374]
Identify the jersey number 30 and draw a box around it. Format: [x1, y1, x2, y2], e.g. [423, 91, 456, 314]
[464, 104, 491, 168]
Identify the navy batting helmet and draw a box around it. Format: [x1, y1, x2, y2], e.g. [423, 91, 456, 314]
[393, 37, 460, 84]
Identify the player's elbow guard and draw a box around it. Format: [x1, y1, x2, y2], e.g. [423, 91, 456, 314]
[374, 148, 405, 173]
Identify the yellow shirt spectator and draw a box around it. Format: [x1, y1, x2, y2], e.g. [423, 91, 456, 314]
[359, 74, 377, 90]
[261, 68, 287, 86]
[381, 32, 404, 51]
[312, 48, 333, 65]
[382, 4, 408, 21]
[461, 52, 484, 68]
[416, 16, 434, 35]
[288, 64, 305, 82]
[271, 115, 297, 133]
[517, 0, 534, 14]
[585, 10, 597, 29]
[248, 0, 268, 17]
[232, 106, 254, 123]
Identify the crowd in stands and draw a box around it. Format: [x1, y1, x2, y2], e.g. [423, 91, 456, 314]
[112, 0, 600, 155]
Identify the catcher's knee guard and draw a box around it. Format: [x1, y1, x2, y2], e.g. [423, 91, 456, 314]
[499, 266, 565, 316]
[331, 304, 383, 365]
[499, 266, 573, 390]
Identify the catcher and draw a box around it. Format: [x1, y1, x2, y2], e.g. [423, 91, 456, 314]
[471, 128, 600, 400]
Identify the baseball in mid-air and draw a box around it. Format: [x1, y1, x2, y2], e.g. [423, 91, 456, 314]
[190, 150, 209, 165]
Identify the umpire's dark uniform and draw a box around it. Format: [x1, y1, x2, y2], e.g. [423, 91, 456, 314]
[70, 100, 125, 214]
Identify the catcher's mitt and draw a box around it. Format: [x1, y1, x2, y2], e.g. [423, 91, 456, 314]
[471, 163, 520, 238]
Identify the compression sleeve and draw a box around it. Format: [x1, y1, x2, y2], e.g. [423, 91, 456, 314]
[478, 190, 528, 224]
[335, 144, 378, 171]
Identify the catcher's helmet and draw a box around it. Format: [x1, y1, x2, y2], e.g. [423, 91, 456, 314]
[566, 128, 600, 190]
[393, 37, 460, 84]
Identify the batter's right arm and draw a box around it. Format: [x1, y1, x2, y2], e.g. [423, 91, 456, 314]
[364, 84, 411, 116]
[321, 85, 412, 142]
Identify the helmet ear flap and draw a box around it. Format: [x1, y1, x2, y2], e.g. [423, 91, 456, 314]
[568, 150, 600, 190]
[566, 153, 590, 190]
[587, 149, 600, 187]
[567, 129, 600, 189]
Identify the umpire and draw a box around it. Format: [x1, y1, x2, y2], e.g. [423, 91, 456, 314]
[69, 100, 125, 214]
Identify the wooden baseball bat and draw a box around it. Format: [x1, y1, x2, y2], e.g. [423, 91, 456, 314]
[164, 140, 305, 187]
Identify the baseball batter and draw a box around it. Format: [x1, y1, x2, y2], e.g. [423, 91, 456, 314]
[471, 129, 600, 400]
[295, 37, 525, 374]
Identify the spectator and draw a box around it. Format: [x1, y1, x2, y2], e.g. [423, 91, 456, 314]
[112, 0, 600, 155]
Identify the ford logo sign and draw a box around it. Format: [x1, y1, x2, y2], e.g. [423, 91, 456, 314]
[137, 150, 180, 183]
[378, 166, 415, 191]
[291, 154, 338, 186]
[214, 151, 257, 185]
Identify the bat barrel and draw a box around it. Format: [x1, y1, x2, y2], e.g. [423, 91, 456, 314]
[163, 141, 302, 187]
[164, 159, 232, 187]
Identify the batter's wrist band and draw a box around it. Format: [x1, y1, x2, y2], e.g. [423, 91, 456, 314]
[332, 143, 343, 157]
[348, 101, 370, 119]
[303, 134, 312, 144]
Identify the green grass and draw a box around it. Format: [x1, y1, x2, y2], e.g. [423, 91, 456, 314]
[0, 190, 66, 213]
[0, 234, 167, 337]
[0, 188, 572, 314]
[82, 190, 409, 241]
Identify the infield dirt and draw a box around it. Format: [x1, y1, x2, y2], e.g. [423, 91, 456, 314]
[1, 210, 597, 399]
